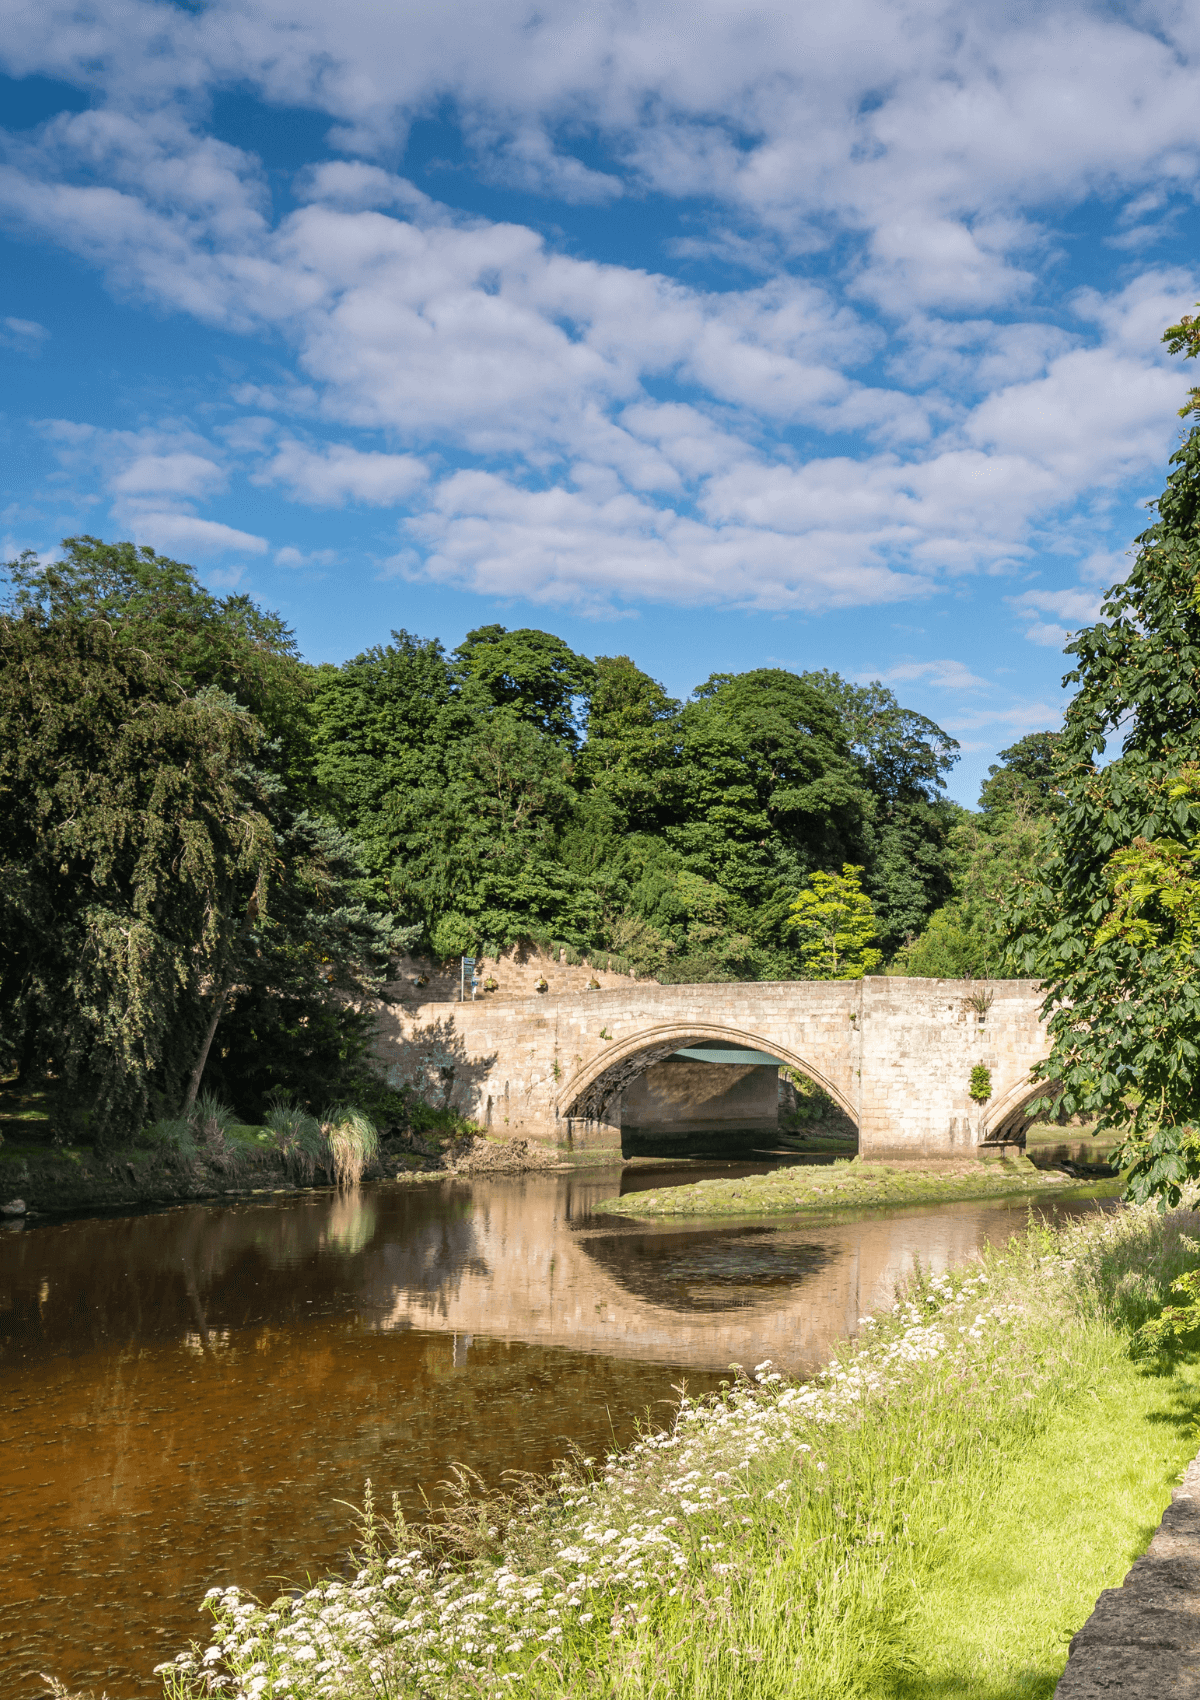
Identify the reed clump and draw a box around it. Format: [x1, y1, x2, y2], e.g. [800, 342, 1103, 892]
[321, 1104, 379, 1189]
[263, 1095, 326, 1182]
[158, 1202, 1200, 1700]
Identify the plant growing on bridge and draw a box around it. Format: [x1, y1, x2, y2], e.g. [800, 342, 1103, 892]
[969, 1065, 993, 1103]
[785, 864, 882, 980]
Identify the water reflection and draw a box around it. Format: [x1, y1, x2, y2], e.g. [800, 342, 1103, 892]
[0, 1169, 1107, 1700]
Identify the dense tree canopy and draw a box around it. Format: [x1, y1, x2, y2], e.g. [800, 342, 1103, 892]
[1, 547, 397, 1145]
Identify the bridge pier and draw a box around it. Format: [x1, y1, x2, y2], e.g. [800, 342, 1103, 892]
[369, 977, 1048, 1160]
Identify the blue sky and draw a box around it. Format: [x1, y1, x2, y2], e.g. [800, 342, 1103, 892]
[2, 1, 1199, 806]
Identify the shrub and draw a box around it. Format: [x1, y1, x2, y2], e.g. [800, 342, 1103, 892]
[969, 1064, 993, 1102]
[142, 1116, 197, 1158]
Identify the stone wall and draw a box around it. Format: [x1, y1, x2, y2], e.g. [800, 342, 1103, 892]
[384, 945, 651, 1005]
[1055, 1448, 1200, 1697]
[368, 975, 1049, 1159]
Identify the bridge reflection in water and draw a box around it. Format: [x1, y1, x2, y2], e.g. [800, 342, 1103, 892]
[357, 1166, 1093, 1379]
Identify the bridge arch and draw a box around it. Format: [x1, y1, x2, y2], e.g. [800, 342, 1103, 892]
[981, 1069, 1053, 1144]
[556, 1020, 857, 1127]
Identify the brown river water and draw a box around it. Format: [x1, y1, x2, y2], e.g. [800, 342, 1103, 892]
[0, 1161, 1108, 1699]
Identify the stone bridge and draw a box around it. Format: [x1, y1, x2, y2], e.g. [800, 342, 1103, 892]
[371, 976, 1051, 1159]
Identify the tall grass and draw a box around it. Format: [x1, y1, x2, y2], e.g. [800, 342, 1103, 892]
[263, 1095, 326, 1182]
[158, 1203, 1200, 1700]
[321, 1104, 379, 1190]
[143, 1093, 237, 1164]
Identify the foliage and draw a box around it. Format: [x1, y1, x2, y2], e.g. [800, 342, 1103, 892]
[968, 1064, 992, 1103]
[1165, 302, 1200, 422]
[784, 864, 882, 979]
[453, 624, 597, 745]
[0, 607, 275, 1147]
[1004, 336, 1200, 1179]
[893, 735, 1061, 978]
[263, 1095, 326, 1181]
[1, 542, 399, 1143]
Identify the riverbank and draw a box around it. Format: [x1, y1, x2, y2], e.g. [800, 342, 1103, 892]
[592, 1151, 1097, 1218]
[0, 1132, 574, 1221]
[152, 1200, 1200, 1700]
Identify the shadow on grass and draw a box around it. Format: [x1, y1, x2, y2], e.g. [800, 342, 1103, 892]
[884, 1675, 1061, 1700]
[1135, 1344, 1200, 1447]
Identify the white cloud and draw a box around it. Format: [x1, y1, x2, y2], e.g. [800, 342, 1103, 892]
[255, 440, 429, 506]
[127, 512, 268, 555]
[879, 658, 989, 691]
[6, 0, 1200, 313]
[35, 419, 266, 555]
[3, 0, 1199, 614]
[2, 314, 49, 350]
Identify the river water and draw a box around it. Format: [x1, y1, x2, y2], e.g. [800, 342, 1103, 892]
[0, 1161, 1109, 1698]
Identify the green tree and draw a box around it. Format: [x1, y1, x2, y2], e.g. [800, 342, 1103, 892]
[0, 610, 274, 1144]
[312, 630, 455, 909]
[1006, 305, 1200, 1195]
[453, 625, 597, 746]
[785, 865, 883, 979]
[2, 542, 397, 1143]
[977, 732, 1064, 817]
[799, 672, 961, 954]
[575, 654, 680, 829]
[5, 536, 315, 788]
[894, 732, 1062, 978]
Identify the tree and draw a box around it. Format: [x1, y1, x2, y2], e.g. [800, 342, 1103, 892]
[5, 536, 315, 789]
[799, 672, 961, 953]
[0, 609, 274, 1144]
[785, 865, 882, 979]
[894, 732, 1062, 978]
[977, 731, 1064, 817]
[1, 541, 397, 1143]
[453, 625, 597, 746]
[575, 654, 680, 829]
[1006, 304, 1200, 1195]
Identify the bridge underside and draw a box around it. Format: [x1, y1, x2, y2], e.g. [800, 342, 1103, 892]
[560, 1035, 857, 1158]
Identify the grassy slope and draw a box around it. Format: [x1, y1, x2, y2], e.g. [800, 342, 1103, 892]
[594, 1155, 1093, 1218]
[885, 1348, 1198, 1699]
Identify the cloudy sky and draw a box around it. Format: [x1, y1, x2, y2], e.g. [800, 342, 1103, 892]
[2, 0, 1198, 803]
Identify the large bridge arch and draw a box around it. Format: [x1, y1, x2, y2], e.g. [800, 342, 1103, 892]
[556, 1020, 856, 1126]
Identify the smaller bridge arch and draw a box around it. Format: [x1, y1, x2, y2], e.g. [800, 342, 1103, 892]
[557, 1019, 857, 1127]
[981, 1071, 1054, 1145]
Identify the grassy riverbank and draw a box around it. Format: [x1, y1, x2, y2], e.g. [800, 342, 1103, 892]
[152, 1202, 1200, 1700]
[593, 1152, 1094, 1218]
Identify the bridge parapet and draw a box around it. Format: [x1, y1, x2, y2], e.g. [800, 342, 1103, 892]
[368, 977, 1049, 1159]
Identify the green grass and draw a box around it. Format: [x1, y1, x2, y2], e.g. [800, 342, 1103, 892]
[882, 1346, 1199, 1698]
[593, 1153, 1097, 1218]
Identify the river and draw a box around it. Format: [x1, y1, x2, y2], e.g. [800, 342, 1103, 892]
[0, 1160, 1108, 1698]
